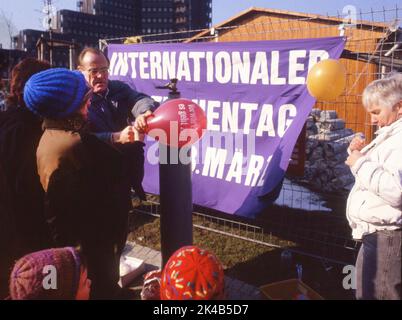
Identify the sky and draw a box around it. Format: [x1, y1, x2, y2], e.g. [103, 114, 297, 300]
[0, 0, 400, 49]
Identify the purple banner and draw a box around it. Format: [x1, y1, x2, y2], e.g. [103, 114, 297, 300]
[108, 37, 345, 217]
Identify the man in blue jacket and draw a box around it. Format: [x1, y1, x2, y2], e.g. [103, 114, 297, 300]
[78, 49, 157, 298]
[78, 47, 157, 145]
[78, 47, 157, 202]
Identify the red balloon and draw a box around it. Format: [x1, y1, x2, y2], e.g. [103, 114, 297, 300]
[145, 98, 207, 148]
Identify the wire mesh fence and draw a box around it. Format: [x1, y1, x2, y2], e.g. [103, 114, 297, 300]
[105, 5, 401, 266]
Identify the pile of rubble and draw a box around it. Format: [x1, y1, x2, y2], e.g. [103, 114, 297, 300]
[304, 109, 358, 192]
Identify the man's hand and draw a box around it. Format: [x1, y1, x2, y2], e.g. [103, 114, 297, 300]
[133, 127, 145, 142]
[134, 110, 153, 133]
[112, 126, 134, 144]
[345, 150, 364, 167]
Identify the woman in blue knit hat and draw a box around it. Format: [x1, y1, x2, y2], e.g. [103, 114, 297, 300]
[0, 58, 51, 300]
[24, 68, 134, 299]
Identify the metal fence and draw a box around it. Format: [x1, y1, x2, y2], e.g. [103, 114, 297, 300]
[103, 5, 402, 266]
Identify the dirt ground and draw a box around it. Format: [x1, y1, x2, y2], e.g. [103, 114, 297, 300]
[127, 195, 357, 300]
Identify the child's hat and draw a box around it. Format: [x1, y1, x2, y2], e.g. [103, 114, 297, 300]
[9, 247, 81, 300]
[160, 245, 225, 300]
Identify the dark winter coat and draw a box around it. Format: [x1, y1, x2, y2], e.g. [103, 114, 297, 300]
[0, 107, 51, 299]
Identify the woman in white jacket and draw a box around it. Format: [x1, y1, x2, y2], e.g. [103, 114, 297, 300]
[346, 73, 402, 300]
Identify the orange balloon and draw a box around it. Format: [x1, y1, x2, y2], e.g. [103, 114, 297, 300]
[307, 59, 347, 101]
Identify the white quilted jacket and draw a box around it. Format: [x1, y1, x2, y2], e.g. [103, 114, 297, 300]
[346, 118, 402, 239]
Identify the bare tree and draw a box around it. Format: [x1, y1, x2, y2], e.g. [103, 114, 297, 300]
[0, 9, 17, 49]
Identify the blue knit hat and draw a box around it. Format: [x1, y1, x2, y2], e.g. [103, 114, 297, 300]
[24, 68, 88, 119]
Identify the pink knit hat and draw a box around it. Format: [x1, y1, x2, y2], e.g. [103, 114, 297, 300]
[9, 247, 81, 300]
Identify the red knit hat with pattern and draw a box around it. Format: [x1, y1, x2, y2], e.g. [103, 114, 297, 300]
[9, 247, 81, 300]
[160, 245, 225, 300]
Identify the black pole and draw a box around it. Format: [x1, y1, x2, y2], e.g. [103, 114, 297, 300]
[157, 83, 193, 267]
[159, 146, 193, 267]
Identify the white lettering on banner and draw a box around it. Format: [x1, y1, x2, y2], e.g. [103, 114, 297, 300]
[241, 103, 259, 135]
[114, 52, 129, 76]
[149, 51, 162, 79]
[177, 51, 191, 81]
[109, 49, 330, 85]
[289, 50, 307, 85]
[225, 150, 244, 184]
[128, 52, 139, 78]
[271, 51, 286, 85]
[163, 51, 176, 80]
[257, 155, 272, 187]
[139, 52, 149, 79]
[189, 52, 205, 82]
[232, 51, 251, 84]
[206, 51, 214, 82]
[150, 96, 297, 139]
[202, 147, 227, 179]
[144, 97, 298, 187]
[245, 155, 265, 186]
[189, 99, 296, 138]
[215, 51, 232, 84]
[278, 104, 297, 137]
[250, 52, 269, 85]
[222, 101, 239, 133]
[207, 100, 221, 131]
[200, 147, 272, 187]
[308, 50, 330, 72]
[256, 104, 275, 137]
